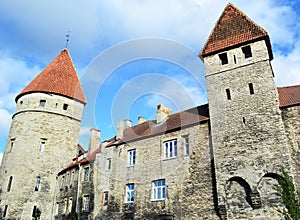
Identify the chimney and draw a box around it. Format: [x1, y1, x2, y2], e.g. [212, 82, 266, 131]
[124, 119, 132, 128]
[138, 116, 146, 124]
[117, 120, 124, 139]
[88, 128, 101, 154]
[156, 104, 172, 123]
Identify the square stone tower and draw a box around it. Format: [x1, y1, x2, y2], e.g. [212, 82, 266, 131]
[200, 4, 292, 219]
[0, 49, 86, 219]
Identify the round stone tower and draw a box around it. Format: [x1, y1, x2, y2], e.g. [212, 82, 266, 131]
[200, 4, 292, 219]
[0, 49, 86, 219]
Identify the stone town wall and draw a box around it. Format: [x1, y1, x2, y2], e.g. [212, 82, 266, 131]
[0, 93, 83, 219]
[281, 105, 300, 193]
[93, 122, 219, 219]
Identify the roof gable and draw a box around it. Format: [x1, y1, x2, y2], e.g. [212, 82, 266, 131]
[16, 49, 86, 104]
[200, 3, 273, 59]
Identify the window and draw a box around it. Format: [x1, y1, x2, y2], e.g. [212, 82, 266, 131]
[226, 89, 231, 100]
[164, 140, 177, 159]
[128, 149, 136, 166]
[39, 140, 46, 152]
[7, 176, 13, 192]
[125, 184, 135, 203]
[249, 83, 254, 95]
[35, 176, 41, 191]
[242, 45, 252, 58]
[68, 197, 72, 213]
[39, 100, 46, 107]
[63, 198, 67, 213]
[55, 203, 59, 216]
[61, 175, 65, 188]
[63, 104, 68, 110]
[103, 191, 109, 206]
[219, 52, 228, 65]
[70, 171, 75, 183]
[106, 158, 111, 170]
[3, 205, 8, 218]
[152, 179, 166, 201]
[9, 138, 15, 153]
[183, 135, 190, 156]
[82, 195, 90, 211]
[32, 206, 41, 219]
[83, 167, 89, 181]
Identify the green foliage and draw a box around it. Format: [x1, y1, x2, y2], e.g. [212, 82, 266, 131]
[275, 166, 300, 220]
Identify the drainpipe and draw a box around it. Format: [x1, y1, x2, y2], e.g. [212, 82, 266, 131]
[75, 163, 81, 213]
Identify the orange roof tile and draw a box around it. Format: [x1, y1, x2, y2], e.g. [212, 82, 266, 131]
[110, 104, 209, 145]
[16, 49, 86, 104]
[278, 85, 300, 108]
[200, 3, 273, 59]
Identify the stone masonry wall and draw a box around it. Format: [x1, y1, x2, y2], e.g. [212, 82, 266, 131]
[0, 93, 84, 219]
[204, 40, 291, 219]
[94, 122, 219, 219]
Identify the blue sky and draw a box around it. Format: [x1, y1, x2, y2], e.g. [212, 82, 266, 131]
[0, 0, 300, 160]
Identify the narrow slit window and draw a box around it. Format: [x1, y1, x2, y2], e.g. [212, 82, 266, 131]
[3, 205, 8, 218]
[40, 140, 46, 152]
[242, 45, 252, 58]
[226, 89, 231, 100]
[7, 176, 13, 192]
[219, 53, 228, 65]
[249, 83, 254, 95]
[9, 138, 15, 153]
[233, 55, 237, 64]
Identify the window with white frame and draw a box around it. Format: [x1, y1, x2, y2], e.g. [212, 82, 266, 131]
[83, 167, 89, 181]
[39, 139, 46, 152]
[68, 197, 72, 213]
[63, 198, 67, 213]
[55, 203, 59, 216]
[152, 179, 166, 201]
[82, 195, 90, 211]
[125, 183, 135, 203]
[128, 149, 136, 166]
[183, 135, 190, 156]
[103, 191, 109, 206]
[164, 139, 177, 159]
[35, 176, 41, 191]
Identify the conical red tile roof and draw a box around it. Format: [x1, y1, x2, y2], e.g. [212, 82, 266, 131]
[16, 49, 86, 104]
[200, 3, 273, 59]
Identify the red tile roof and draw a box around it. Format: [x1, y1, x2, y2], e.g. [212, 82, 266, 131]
[278, 85, 300, 108]
[200, 3, 273, 59]
[16, 49, 86, 104]
[111, 104, 209, 145]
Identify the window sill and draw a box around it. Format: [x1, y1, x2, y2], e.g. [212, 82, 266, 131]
[151, 199, 166, 202]
[162, 157, 177, 161]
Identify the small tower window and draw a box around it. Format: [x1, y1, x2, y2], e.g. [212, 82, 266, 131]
[39, 100, 46, 107]
[32, 206, 41, 219]
[242, 45, 252, 58]
[63, 104, 68, 110]
[226, 89, 231, 100]
[3, 205, 8, 218]
[7, 176, 13, 192]
[9, 138, 15, 153]
[40, 139, 46, 152]
[249, 83, 254, 95]
[219, 53, 228, 65]
[35, 176, 41, 191]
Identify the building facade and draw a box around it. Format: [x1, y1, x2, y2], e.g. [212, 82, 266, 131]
[1, 3, 300, 220]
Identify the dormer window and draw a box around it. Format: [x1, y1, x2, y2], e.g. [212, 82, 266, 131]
[219, 53, 228, 65]
[39, 100, 46, 107]
[242, 45, 252, 58]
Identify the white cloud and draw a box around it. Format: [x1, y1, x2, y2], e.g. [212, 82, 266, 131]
[0, 109, 11, 137]
[79, 126, 91, 137]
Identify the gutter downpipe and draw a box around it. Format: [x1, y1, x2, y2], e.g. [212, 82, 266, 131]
[75, 163, 81, 213]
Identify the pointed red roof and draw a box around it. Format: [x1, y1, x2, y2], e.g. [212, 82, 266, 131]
[16, 49, 86, 104]
[200, 3, 273, 59]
